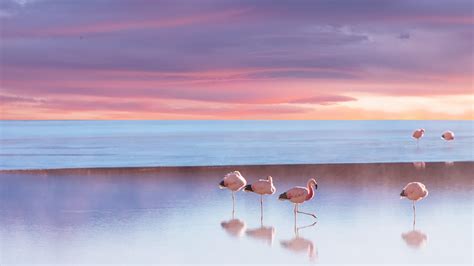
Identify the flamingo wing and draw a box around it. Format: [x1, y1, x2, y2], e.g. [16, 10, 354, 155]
[285, 187, 309, 203]
[252, 180, 274, 194]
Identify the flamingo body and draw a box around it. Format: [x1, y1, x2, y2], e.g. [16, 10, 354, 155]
[400, 182, 428, 201]
[244, 176, 276, 195]
[412, 128, 425, 140]
[441, 130, 454, 141]
[219, 171, 247, 191]
[282, 186, 312, 203]
[279, 178, 318, 219]
[279, 179, 317, 204]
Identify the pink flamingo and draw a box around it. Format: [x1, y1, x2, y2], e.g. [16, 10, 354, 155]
[441, 130, 454, 141]
[412, 128, 425, 144]
[244, 176, 276, 218]
[219, 171, 247, 215]
[400, 182, 429, 226]
[279, 178, 318, 219]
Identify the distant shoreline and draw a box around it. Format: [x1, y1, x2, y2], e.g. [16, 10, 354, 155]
[1, 161, 472, 175]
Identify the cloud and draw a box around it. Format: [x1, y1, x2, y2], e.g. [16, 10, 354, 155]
[0, 96, 312, 118]
[1, 0, 472, 119]
[0, 94, 44, 104]
[289, 95, 357, 105]
[12, 8, 250, 38]
[398, 32, 410, 39]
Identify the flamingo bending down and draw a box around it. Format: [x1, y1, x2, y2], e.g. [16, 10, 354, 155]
[244, 176, 276, 216]
[279, 178, 318, 219]
[219, 171, 247, 215]
[400, 182, 428, 226]
[441, 130, 454, 141]
[412, 128, 425, 144]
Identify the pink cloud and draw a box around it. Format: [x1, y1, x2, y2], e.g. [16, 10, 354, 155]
[5, 8, 250, 38]
[289, 95, 357, 105]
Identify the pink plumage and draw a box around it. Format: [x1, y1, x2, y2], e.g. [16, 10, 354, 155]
[279, 178, 318, 219]
[412, 128, 425, 140]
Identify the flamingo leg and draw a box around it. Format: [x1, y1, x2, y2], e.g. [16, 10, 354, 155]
[412, 201, 416, 228]
[260, 195, 263, 225]
[297, 207, 318, 219]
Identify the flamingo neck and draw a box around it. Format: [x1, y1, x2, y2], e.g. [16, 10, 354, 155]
[306, 182, 314, 200]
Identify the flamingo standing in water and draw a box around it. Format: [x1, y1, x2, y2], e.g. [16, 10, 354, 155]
[279, 178, 318, 219]
[441, 130, 455, 141]
[219, 171, 247, 215]
[400, 182, 429, 226]
[412, 128, 425, 144]
[244, 176, 276, 219]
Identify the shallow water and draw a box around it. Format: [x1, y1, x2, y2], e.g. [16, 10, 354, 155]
[1, 120, 473, 170]
[0, 162, 472, 264]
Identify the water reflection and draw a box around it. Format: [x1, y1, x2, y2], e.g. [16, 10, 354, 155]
[413, 161, 426, 170]
[221, 218, 247, 238]
[445, 161, 454, 167]
[281, 222, 317, 261]
[245, 203, 276, 245]
[401, 230, 428, 248]
[401, 214, 428, 249]
[246, 226, 275, 246]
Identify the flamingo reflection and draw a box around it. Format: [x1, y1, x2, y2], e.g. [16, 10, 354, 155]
[221, 218, 247, 238]
[401, 229, 428, 248]
[246, 225, 276, 246]
[412, 161, 425, 170]
[401, 214, 428, 248]
[280, 221, 317, 261]
[246, 206, 275, 246]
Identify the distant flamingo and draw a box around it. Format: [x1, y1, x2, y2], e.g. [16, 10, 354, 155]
[279, 178, 318, 219]
[219, 171, 247, 215]
[412, 128, 425, 144]
[441, 130, 455, 141]
[400, 182, 428, 226]
[244, 176, 276, 219]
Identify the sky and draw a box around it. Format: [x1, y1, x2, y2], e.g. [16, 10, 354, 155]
[0, 0, 473, 120]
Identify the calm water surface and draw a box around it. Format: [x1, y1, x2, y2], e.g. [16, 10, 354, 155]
[1, 163, 472, 264]
[0, 120, 473, 170]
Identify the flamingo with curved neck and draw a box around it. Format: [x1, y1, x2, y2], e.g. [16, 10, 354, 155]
[279, 178, 318, 219]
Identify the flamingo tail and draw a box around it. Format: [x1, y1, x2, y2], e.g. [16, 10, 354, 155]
[279, 192, 288, 200]
[218, 180, 226, 189]
[243, 184, 253, 192]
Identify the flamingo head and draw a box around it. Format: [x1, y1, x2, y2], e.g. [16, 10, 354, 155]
[307, 178, 318, 190]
